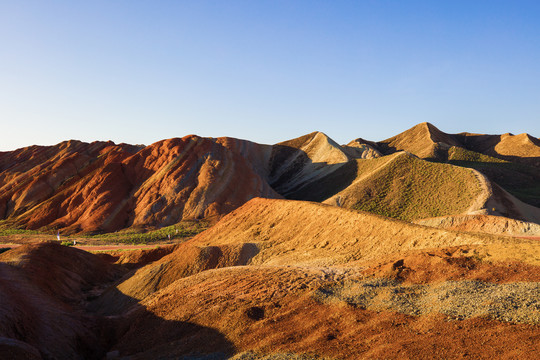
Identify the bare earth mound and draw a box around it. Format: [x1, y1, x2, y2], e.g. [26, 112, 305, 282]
[112, 265, 540, 359]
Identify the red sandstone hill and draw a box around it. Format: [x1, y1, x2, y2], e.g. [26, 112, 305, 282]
[0, 136, 280, 234]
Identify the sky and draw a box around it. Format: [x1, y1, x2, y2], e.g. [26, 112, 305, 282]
[1, 0, 539, 151]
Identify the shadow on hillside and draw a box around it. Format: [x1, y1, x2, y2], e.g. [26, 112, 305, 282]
[86, 242, 263, 358]
[0, 243, 236, 360]
[446, 160, 540, 208]
[268, 144, 359, 202]
[91, 291, 237, 359]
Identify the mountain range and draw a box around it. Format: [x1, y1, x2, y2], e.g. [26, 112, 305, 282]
[1, 122, 540, 359]
[1, 122, 539, 234]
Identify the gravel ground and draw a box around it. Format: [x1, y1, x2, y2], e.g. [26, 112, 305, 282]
[163, 353, 334, 360]
[231, 352, 336, 360]
[315, 279, 540, 324]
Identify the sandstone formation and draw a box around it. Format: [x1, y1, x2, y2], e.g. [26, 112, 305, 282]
[0, 136, 281, 234]
[1, 123, 539, 234]
[85, 198, 539, 359]
[1, 198, 540, 359]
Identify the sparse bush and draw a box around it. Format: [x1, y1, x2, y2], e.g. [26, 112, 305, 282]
[0, 228, 42, 236]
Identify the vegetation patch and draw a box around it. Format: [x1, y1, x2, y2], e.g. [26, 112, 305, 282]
[83, 221, 210, 244]
[0, 227, 42, 236]
[315, 279, 540, 324]
[0, 221, 209, 245]
[447, 146, 507, 163]
[352, 154, 481, 221]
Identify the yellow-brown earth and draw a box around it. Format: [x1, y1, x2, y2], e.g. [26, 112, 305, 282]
[1, 125, 539, 359]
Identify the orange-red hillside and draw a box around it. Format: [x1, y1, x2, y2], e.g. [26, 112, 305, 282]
[0, 136, 280, 233]
[93, 197, 540, 316]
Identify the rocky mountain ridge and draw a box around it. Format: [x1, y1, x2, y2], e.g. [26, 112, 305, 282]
[1, 123, 539, 233]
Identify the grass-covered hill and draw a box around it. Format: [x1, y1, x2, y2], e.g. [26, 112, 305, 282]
[321, 152, 483, 221]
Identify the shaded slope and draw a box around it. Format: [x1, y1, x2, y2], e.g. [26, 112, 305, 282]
[0, 263, 93, 360]
[446, 146, 540, 208]
[268, 132, 350, 197]
[456, 132, 540, 167]
[0, 243, 122, 359]
[92, 241, 258, 315]
[0, 242, 119, 303]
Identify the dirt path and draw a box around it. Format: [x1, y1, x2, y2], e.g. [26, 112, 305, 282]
[516, 236, 540, 241]
[465, 168, 492, 215]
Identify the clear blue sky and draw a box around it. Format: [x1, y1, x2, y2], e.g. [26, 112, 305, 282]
[1, 1, 539, 151]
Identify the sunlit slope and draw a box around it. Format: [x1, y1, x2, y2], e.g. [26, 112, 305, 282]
[113, 265, 540, 360]
[375, 122, 540, 165]
[369, 123, 540, 208]
[0, 136, 280, 233]
[321, 152, 481, 221]
[187, 198, 517, 266]
[92, 198, 518, 312]
[376, 122, 461, 159]
[415, 214, 540, 236]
